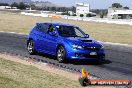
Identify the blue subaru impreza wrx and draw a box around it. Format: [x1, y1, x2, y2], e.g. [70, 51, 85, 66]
[27, 22, 105, 63]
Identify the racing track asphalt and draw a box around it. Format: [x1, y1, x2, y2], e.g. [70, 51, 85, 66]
[0, 32, 132, 84]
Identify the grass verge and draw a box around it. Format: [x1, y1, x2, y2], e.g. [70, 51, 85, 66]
[0, 53, 123, 88]
[0, 58, 82, 88]
[0, 11, 132, 44]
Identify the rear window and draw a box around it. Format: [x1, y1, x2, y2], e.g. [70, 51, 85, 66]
[36, 24, 47, 33]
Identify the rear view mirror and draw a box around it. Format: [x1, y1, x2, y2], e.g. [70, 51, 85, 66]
[85, 34, 89, 38]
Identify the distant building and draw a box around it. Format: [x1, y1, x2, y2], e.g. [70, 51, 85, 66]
[76, 3, 90, 16]
[108, 8, 132, 19]
[0, 6, 11, 9]
[0, 6, 6, 9]
[68, 11, 74, 15]
[12, 7, 17, 9]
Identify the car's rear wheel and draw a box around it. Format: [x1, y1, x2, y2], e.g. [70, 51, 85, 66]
[57, 46, 66, 63]
[27, 40, 36, 55]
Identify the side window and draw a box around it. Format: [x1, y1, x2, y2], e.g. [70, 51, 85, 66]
[41, 24, 48, 33]
[36, 24, 47, 33]
[35, 25, 41, 31]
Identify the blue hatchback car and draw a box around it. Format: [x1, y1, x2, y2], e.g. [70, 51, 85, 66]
[27, 22, 105, 63]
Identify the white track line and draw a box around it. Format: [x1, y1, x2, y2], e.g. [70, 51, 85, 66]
[0, 31, 27, 35]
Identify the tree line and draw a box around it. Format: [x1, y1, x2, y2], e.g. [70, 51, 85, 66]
[0, 2, 76, 12]
[11, 2, 30, 10]
[0, 3, 10, 6]
[0, 2, 30, 10]
[112, 3, 129, 9]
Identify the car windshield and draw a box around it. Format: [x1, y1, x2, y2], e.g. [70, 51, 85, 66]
[56, 26, 85, 37]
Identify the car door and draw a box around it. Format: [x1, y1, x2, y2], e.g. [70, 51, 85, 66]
[35, 23, 48, 52]
[45, 24, 58, 55]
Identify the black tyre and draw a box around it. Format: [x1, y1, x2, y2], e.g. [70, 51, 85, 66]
[57, 46, 66, 63]
[79, 77, 90, 86]
[27, 40, 36, 55]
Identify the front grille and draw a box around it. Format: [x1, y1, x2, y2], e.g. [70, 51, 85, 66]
[83, 46, 100, 50]
[83, 54, 105, 59]
[83, 54, 99, 58]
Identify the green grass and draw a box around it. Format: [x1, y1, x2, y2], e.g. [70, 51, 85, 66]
[0, 58, 82, 88]
[0, 11, 132, 44]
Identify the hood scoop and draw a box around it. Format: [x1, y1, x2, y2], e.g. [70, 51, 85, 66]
[81, 40, 92, 42]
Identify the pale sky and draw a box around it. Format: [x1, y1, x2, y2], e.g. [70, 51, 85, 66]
[33, 0, 132, 9]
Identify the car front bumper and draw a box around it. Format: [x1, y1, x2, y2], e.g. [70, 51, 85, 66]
[66, 48, 105, 61]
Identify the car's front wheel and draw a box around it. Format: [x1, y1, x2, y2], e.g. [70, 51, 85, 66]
[27, 40, 36, 55]
[57, 46, 66, 63]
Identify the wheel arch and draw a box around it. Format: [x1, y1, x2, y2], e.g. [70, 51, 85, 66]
[56, 44, 65, 52]
[27, 38, 33, 47]
[56, 44, 68, 62]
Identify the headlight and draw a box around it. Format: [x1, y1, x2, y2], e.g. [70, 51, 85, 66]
[72, 44, 83, 49]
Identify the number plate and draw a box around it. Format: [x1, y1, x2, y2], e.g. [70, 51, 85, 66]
[90, 52, 97, 55]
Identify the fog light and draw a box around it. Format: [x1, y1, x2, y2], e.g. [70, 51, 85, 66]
[75, 53, 79, 57]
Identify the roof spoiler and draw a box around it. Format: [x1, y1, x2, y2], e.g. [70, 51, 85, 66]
[36, 23, 47, 26]
[36, 23, 41, 26]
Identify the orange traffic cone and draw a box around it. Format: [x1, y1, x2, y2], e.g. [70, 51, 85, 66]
[79, 68, 91, 86]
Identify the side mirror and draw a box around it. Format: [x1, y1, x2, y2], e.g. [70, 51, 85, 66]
[85, 34, 89, 38]
[49, 31, 57, 36]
